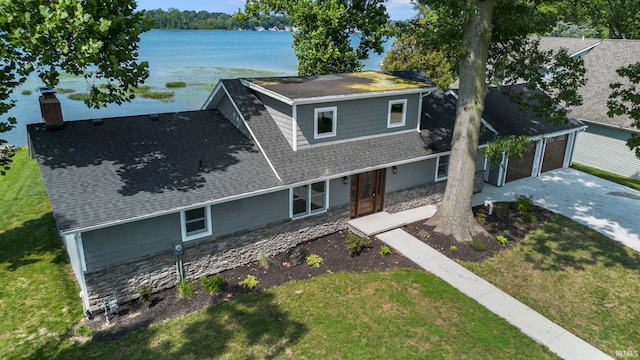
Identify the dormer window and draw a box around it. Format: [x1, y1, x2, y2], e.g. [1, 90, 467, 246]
[314, 106, 337, 138]
[387, 99, 407, 128]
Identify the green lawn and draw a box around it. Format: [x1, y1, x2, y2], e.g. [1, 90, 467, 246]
[53, 269, 557, 359]
[463, 215, 640, 357]
[572, 163, 640, 191]
[0, 148, 83, 359]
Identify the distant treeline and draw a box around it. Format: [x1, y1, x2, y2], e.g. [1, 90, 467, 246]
[144, 9, 293, 30]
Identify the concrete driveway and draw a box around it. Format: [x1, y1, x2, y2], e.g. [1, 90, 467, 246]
[472, 168, 640, 252]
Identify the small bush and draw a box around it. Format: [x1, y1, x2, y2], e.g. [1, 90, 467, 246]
[496, 235, 508, 245]
[476, 213, 487, 222]
[347, 232, 372, 256]
[177, 280, 194, 299]
[418, 229, 430, 239]
[513, 194, 534, 212]
[75, 325, 95, 337]
[470, 241, 486, 252]
[449, 245, 457, 252]
[165, 81, 187, 88]
[241, 274, 259, 289]
[138, 285, 153, 308]
[522, 213, 537, 223]
[379, 245, 392, 257]
[258, 251, 270, 269]
[21, 89, 32, 95]
[306, 254, 324, 268]
[200, 274, 224, 294]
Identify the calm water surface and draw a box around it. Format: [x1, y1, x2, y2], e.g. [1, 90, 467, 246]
[4, 30, 388, 146]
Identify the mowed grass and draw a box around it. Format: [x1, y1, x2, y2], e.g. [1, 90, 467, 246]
[572, 163, 640, 191]
[54, 269, 557, 359]
[463, 215, 640, 357]
[0, 148, 83, 359]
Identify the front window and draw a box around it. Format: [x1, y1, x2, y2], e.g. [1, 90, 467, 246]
[314, 107, 337, 138]
[291, 181, 327, 218]
[436, 155, 450, 181]
[387, 99, 407, 128]
[181, 206, 212, 241]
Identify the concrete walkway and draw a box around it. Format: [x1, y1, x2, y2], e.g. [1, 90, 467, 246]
[376, 229, 612, 360]
[473, 168, 640, 252]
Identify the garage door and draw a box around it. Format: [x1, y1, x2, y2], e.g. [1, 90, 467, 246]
[541, 134, 568, 173]
[505, 143, 536, 183]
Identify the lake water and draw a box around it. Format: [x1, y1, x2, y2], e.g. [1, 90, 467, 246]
[4, 30, 389, 146]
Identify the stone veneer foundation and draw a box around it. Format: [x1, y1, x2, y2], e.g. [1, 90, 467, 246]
[84, 172, 484, 313]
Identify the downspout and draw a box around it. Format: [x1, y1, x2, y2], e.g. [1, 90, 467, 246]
[74, 233, 91, 316]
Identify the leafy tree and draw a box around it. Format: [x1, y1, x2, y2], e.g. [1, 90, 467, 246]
[544, 0, 640, 39]
[381, 4, 454, 89]
[417, 0, 586, 242]
[608, 62, 640, 158]
[0, 0, 150, 173]
[545, 21, 599, 38]
[237, 0, 389, 75]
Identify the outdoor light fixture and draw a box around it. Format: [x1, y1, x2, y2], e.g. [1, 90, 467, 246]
[392, 166, 397, 174]
[343, 176, 348, 184]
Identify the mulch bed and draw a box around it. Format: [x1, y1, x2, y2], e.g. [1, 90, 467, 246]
[85, 202, 554, 342]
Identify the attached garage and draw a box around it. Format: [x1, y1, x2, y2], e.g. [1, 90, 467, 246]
[505, 143, 536, 183]
[541, 134, 568, 173]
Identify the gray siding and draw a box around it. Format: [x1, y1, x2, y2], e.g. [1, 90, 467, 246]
[257, 94, 295, 148]
[82, 213, 181, 271]
[211, 190, 289, 237]
[296, 94, 421, 148]
[574, 126, 640, 180]
[63, 234, 84, 284]
[216, 95, 251, 138]
[476, 149, 486, 172]
[329, 177, 350, 208]
[386, 159, 436, 192]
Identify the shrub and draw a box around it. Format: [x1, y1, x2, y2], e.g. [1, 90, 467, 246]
[476, 212, 487, 222]
[138, 285, 153, 308]
[513, 194, 534, 212]
[522, 213, 537, 223]
[165, 81, 187, 88]
[177, 280, 194, 299]
[200, 274, 224, 294]
[449, 245, 457, 252]
[21, 89, 32, 95]
[75, 325, 95, 337]
[496, 235, 508, 245]
[241, 274, 259, 289]
[418, 229, 430, 239]
[347, 232, 372, 256]
[258, 251, 270, 269]
[306, 254, 324, 268]
[470, 241, 486, 252]
[379, 245, 392, 257]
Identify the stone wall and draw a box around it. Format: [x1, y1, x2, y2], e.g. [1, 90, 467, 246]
[82, 171, 485, 313]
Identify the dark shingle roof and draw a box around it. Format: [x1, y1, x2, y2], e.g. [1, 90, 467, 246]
[539, 37, 640, 129]
[28, 110, 282, 232]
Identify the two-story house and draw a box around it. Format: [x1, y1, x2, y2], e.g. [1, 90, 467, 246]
[27, 71, 583, 314]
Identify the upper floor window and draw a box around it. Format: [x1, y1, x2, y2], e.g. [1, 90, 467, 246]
[314, 106, 337, 138]
[291, 181, 327, 218]
[181, 206, 212, 241]
[387, 99, 407, 128]
[436, 155, 450, 181]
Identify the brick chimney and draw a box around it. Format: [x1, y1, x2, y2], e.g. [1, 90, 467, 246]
[39, 88, 64, 130]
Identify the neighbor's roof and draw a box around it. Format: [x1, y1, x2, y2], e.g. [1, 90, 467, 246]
[243, 71, 436, 104]
[28, 110, 283, 232]
[538, 37, 640, 130]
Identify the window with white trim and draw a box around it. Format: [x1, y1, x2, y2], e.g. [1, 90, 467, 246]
[436, 155, 450, 181]
[314, 107, 337, 138]
[181, 206, 212, 241]
[387, 99, 407, 128]
[291, 181, 327, 218]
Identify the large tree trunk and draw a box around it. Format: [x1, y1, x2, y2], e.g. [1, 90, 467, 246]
[425, 0, 496, 242]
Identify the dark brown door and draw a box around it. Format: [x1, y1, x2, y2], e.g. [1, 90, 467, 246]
[350, 170, 386, 218]
[541, 135, 568, 173]
[505, 143, 536, 183]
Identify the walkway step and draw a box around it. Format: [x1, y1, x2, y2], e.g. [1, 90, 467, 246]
[376, 228, 612, 360]
[349, 205, 437, 236]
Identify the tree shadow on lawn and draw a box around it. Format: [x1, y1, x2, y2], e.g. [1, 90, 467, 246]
[523, 215, 640, 272]
[49, 291, 308, 360]
[0, 212, 67, 271]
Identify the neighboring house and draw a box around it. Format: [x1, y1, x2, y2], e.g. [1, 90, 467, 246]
[539, 37, 640, 180]
[27, 71, 583, 314]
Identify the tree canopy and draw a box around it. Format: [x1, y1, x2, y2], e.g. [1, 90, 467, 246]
[0, 0, 150, 173]
[144, 8, 292, 30]
[237, 0, 389, 75]
[608, 63, 640, 158]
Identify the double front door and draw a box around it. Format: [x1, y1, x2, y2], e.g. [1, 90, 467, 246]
[350, 169, 386, 218]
